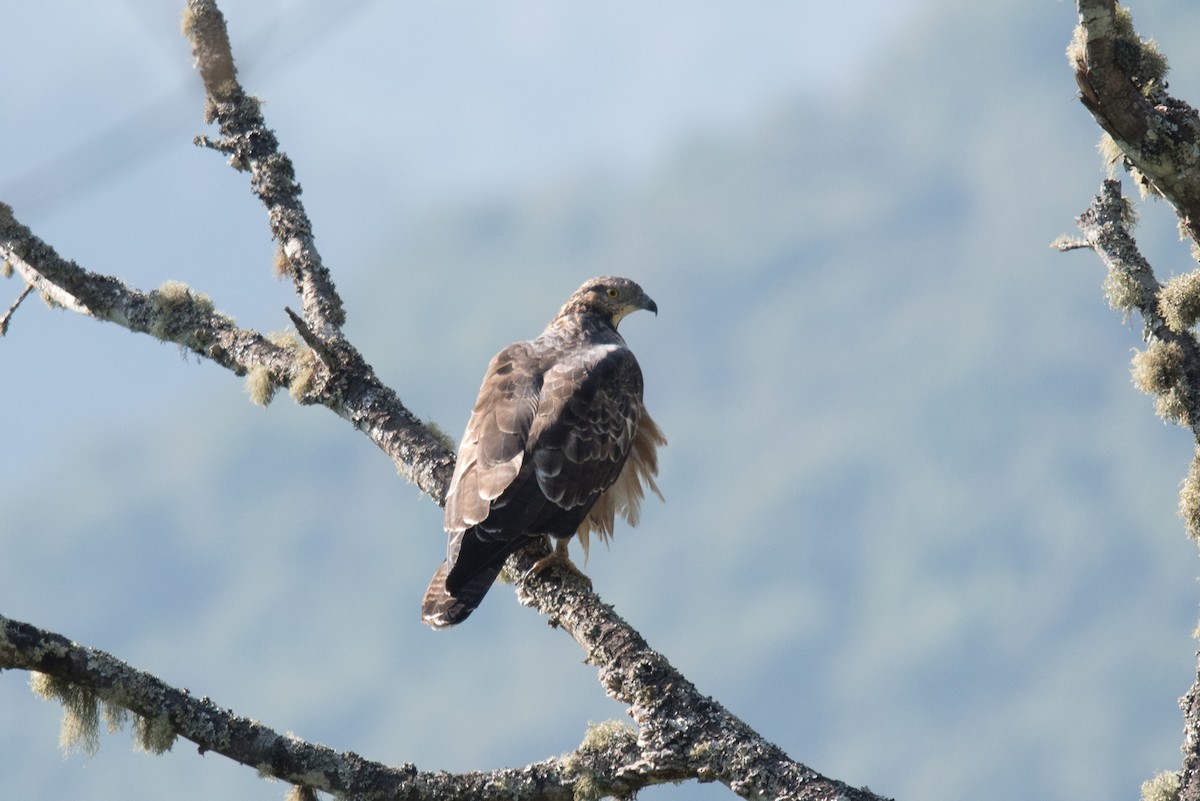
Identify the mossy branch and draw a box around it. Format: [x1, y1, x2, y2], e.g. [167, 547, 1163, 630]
[1070, 0, 1200, 246]
[1, 614, 603, 801]
[1068, 180, 1200, 542]
[1069, 5, 1200, 799]
[0, 593, 885, 801]
[0, 0, 888, 799]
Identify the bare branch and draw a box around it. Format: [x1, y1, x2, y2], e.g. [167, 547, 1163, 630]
[1050, 235, 1090, 252]
[182, 0, 344, 337]
[0, 282, 34, 336]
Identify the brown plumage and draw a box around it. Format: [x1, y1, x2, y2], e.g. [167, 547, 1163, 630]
[421, 276, 665, 628]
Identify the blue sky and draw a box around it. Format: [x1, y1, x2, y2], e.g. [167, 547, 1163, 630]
[8, 3, 1200, 801]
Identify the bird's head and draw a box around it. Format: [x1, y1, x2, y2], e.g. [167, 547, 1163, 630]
[558, 276, 657, 327]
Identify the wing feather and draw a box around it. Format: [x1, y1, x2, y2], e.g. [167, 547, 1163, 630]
[444, 343, 541, 532]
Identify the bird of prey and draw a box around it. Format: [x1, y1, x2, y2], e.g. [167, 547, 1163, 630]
[421, 275, 666, 628]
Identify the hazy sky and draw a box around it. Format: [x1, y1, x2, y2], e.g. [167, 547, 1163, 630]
[14, 3, 1195, 801]
[2, 0, 918, 216]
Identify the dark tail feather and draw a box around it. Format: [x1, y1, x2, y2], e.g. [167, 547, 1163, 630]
[421, 559, 506, 629]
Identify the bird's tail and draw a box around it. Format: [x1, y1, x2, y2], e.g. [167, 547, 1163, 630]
[421, 559, 505, 629]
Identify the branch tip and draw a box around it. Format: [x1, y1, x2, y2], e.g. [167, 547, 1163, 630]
[0, 283, 34, 336]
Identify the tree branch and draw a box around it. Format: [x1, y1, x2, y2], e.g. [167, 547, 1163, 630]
[0, 281, 34, 335]
[0, 1, 890, 798]
[0, 608, 885, 800]
[0, 614, 607, 801]
[510, 542, 885, 801]
[0, 203, 454, 503]
[182, 0, 343, 337]
[1071, 0, 1200, 241]
[1069, 179, 1200, 437]
[1178, 659, 1200, 801]
[1069, 1, 1200, 783]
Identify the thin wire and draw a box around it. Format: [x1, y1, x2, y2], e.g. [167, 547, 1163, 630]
[1, 0, 380, 220]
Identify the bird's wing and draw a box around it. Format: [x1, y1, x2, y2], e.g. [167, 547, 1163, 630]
[443, 341, 541, 554]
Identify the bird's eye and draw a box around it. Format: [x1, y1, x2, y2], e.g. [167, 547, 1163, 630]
[606, 287, 619, 299]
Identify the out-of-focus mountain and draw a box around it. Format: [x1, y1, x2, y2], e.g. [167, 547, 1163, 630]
[4, 1, 1200, 801]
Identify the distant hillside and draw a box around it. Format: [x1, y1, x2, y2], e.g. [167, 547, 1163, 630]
[5, 2, 1200, 801]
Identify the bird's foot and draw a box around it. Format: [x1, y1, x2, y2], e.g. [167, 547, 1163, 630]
[525, 538, 593, 588]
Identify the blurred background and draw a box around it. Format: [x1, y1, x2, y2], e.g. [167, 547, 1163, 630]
[3, 1, 1200, 799]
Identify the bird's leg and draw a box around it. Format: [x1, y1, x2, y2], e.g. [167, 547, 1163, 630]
[525, 537, 593, 588]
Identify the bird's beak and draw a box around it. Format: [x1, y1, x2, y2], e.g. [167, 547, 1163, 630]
[641, 295, 658, 316]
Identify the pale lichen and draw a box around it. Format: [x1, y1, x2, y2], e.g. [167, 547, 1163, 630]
[1102, 265, 1144, 317]
[246, 365, 278, 406]
[273, 246, 291, 278]
[1181, 448, 1200, 543]
[1130, 340, 1190, 424]
[133, 713, 178, 754]
[424, 419, 457, 453]
[31, 672, 101, 757]
[288, 361, 316, 402]
[30, 673, 178, 757]
[1111, 5, 1170, 93]
[1159, 271, 1200, 331]
[285, 786, 319, 801]
[562, 720, 638, 801]
[264, 329, 319, 402]
[148, 280, 220, 341]
[1141, 769, 1181, 801]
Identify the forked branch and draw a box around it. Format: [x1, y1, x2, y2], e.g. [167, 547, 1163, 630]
[0, 1, 884, 799]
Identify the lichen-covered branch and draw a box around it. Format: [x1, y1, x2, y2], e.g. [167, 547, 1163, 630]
[0, 203, 454, 503]
[1, 203, 293, 375]
[1177, 661, 1200, 801]
[509, 542, 888, 801]
[0, 614, 621, 801]
[182, 0, 343, 336]
[1070, 0, 1200, 245]
[1068, 7, 1200, 797]
[0, 610, 885, 801]
[178, 0, 456, 500]
[1069, 180, 1200, 435]
[1068, 179, 1200, 549]
[1, 0, 886, 798]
